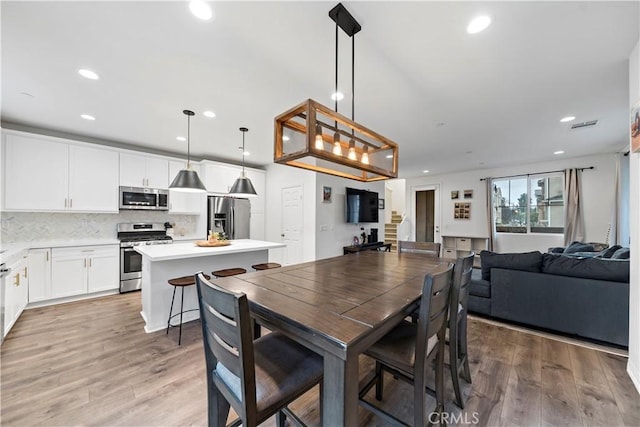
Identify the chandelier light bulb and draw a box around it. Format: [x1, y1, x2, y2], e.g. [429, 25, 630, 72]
[361, 145, 369, 164]
[332, 132, 342, 156]
[314, 124, 324, 150]
[347, 138, 357, 160]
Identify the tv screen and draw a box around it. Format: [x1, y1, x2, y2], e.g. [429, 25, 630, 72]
[346, 187, 379, 223]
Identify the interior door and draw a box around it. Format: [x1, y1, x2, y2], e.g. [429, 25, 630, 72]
[412, 185, 440, 243]
[281, 186, 303, 265]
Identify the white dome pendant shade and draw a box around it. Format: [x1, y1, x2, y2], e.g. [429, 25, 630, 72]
[169, 109, 207, 192]
[228, 127, 257, 197]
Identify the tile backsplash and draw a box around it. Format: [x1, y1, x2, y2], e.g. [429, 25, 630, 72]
[0, 211, 199, 243]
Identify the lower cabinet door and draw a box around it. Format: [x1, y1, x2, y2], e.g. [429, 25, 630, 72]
[51, 249, 87, 298]
[87, 246, 119, 293]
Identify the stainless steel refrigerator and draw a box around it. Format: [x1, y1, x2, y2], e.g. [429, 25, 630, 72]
[207, 196, 251, 239]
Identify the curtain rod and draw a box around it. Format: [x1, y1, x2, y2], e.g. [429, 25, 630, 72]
[479, 166, 594, 181]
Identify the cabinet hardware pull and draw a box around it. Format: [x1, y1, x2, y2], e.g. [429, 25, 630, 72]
[24, 267, 28, 279]
[70, 199, 73, 208]
[46, 251, 49, 262]
[84, 259, 87, 268]
[89, 258, 92, 267]
[14, 274, 19, 286]
[64, 198, 68, 208]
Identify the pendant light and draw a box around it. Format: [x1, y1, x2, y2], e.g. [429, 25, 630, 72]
[169, 109, 207, 192]
[228, 127, 257, 197]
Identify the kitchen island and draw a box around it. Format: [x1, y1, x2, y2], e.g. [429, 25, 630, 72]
[135, 239, 285, 333]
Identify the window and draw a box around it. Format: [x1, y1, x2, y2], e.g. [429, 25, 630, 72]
[493, 173, 564, 234]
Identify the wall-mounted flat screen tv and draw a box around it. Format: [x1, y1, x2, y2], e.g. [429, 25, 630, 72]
[346, 187, 379, 223]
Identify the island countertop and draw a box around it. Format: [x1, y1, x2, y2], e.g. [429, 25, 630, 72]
[134, 239, 285, 262]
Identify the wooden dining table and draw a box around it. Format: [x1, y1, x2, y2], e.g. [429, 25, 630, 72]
[211, 250, 452, 426]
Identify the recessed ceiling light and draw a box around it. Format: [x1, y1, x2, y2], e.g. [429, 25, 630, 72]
[436, 122, 445, 127]
[80, 114, 95, 121]
[78, 69, 99, 80]
[189, 0, 213, 20]
[423, 170, 430, 173]
[331, 92, 344, 101]
[467, 16, 491, 34]
[554, 150, 565, 155]
[385, 154, 393, 159]
[282, 135, 290, 141]
[176, 136, 186, 141]
[203, 111, 216, 118]
[560, 116, 575, 123]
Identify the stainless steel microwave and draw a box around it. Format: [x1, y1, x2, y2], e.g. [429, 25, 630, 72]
[119, 186, 169, 211]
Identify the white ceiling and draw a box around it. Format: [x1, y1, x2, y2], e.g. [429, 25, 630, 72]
[2, 1, 638, 178]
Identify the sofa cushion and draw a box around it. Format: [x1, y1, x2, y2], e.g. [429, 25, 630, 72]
[470, 268, 491, 298]
[541, 253, 629, 283]
[548, 247, 565, 254]
[563, 241, 595, 254]
[599, 245, 621, 258]
[611, 247, 630, 259]
[480, 250, 543, 280]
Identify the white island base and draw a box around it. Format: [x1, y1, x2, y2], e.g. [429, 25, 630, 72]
[135, 239, 285, 333]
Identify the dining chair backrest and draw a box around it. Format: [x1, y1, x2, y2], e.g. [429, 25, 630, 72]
[398, 240, 441, 257]
[416, 263, 454, 360]
[195, 272, 256, 423]
[450, 252, 475, 317]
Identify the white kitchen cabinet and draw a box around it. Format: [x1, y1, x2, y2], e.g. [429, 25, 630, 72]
[120, 153, 169, 189]
[4, 252, 28, 338]
[68, 145, 119, 211]
[3, 133, 68, 211]
[28, 248, 52, 303]
[202, 161, 242, 194]
[2, 132, 119, 212]
[168, 160, 203, 215]
[245, 169, 266, 214]
[441, 236, 488, 267]
[51, 245, 119, 298]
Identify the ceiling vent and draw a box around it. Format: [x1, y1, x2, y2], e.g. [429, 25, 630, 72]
[570, 120, 598, 129]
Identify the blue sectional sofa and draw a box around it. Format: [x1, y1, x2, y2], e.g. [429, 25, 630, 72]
[469, 250, 630, 347]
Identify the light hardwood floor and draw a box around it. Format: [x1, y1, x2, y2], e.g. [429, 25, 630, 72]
[1, 292, 638, 426]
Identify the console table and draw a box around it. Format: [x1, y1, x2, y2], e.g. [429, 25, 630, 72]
[343, 241, 392, 255]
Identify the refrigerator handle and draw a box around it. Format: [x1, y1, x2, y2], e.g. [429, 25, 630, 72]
[229, 205, 235, 239]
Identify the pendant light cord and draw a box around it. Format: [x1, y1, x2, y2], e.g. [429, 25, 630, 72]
[242, 131, 246, 176]
[351, 33, 355, 137]
[186, 113, 191, 168]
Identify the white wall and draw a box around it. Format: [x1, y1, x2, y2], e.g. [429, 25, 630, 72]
[315, 175, 385, 260]
[627, 39, 640, 394]
[404, 153, 618, 253]
[264, 163, 317, 264]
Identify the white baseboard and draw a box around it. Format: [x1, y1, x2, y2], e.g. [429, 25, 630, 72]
[628, 359, 640, 395]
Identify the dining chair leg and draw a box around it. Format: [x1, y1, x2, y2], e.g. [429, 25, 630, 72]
[375, 361, 384, 401]
[459, 316, 472, 383]
[449, 319, 464, 409]
[276, 410, 286, 427]
[433, 334, 447, 427]
[208, 383, 231, 427]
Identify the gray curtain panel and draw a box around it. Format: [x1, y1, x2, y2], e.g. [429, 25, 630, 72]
[486, 179, 495, 251]
[564, 168, 585, 245]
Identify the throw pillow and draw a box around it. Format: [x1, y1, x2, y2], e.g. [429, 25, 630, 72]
[541, 253, 629, 283]
[480, 250, 543, 280]
[611, 247, 630, 259]
[599, 245, 622, 259]
[563, 241, 595, 254]
[548, 247, 565, 254]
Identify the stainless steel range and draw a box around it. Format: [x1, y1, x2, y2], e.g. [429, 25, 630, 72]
[117, 223, 172, 293]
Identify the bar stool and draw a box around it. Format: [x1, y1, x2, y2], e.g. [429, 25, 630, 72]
[251, 262, 282, 271]
[167, 274, 210, 345]
[211, 267, 247, 278]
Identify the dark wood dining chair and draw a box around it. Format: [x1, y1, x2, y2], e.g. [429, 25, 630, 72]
[359, 264, 454, 426]
[195, 272, 323, 427]
[398, 240, 441, 257]
[448, 252, 474, 409]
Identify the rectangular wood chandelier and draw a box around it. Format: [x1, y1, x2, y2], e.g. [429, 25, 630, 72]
[274, 99, 399, 182]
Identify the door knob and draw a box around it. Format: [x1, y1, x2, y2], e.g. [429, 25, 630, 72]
[281, 234, 285, 237]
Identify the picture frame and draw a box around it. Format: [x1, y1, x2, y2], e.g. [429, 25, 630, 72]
[322, 186, 332, 203]
[451, 190, 459, 200]
[378, 198, 385, 209]
[632, 101, 640, 153]
[464, 189, 473, 199]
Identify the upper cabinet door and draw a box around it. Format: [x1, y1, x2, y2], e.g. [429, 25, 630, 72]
[245, 169, 266, 214]
[168, 160, 202, 214]
[203, 162, 242, 194]
[3, 134, 69, 211]
[119, 153, 148, 187]
[145, 156, 169, 189]
[69, 145, 119, 212]
[119, 153, 168, 189]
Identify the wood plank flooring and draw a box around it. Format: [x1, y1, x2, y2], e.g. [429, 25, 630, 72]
[1, 292, 638, 426]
